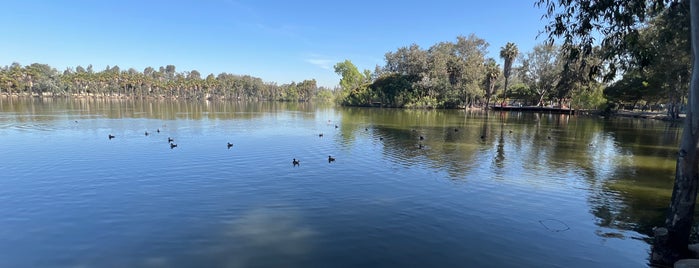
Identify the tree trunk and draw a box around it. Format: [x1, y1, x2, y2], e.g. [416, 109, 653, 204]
[537, 92, 546, 107]
[652, 1, 699, 266]
[503, 76, 510, 104]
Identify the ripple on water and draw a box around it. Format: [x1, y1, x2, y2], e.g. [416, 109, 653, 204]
[0, 104, 666, 268]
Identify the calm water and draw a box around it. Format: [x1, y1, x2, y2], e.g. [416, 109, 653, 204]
[0, 98, 681, 267]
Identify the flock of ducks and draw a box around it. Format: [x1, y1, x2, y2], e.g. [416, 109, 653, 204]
[107, 126, 337, 167]
[108, 129, 186, 150]
[106, 122, 565, 167]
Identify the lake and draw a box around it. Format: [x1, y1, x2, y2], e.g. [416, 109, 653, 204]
[0, 97, 680, 267]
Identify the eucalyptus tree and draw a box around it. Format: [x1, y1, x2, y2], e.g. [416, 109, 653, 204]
[384, 44, 429, 104]
[8, 63, 24, 94]
[380, 35, 488, 108]
[24, 63, 60, 95]
[426, 41, 456, 106]
[334, 59, 372, 105]
[641, 7, 691, 118]
[536, 0, 691, 264]
[499, 42, 519, 103]
[519, 43, 561, 106]
[453, 34, 489, 107]
[555, 48, 603, 108]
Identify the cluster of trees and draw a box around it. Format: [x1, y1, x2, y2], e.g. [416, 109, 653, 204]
[335, 35, 500, 109]
[0, 63, 333, 102]
[334, 4, 689, 115]
[535, 0, 693, 265]
[601, 2, 690, 119]
[333, 36, 608, 110]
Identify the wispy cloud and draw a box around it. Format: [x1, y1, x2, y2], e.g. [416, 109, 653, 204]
[304, 57, 336, 71]
[222, 0, 312, 44]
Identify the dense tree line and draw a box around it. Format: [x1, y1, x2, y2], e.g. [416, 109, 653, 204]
[0, 62, 333, 102]
[334, 34, 607, 110]
[0, 3, 689, 114]
[335, 6, 689, 114]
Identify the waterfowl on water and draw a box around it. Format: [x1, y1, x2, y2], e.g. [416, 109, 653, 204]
[328, 155, 336, 162]
[168, 137, 174, 143]
[379, 137, 384, 141]
[145, 131, 149, 136]
[319, 133, 324, 138]
[365, 128, 368, 131]
[418, 144, 424, 149]
[292, 158, 300, 166]
[454, 128, 459, 132]
[157, 129, 160, 133]
[108, 134, 115, 140]
[419, 136, 424, 140]
[227, 142, 233, 149]
[170, 143, 177, 149]
[335, 125, 338, 129]
[480, 135, 485, 140]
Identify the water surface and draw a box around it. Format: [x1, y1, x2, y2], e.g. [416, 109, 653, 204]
[0, 98, 680, 267]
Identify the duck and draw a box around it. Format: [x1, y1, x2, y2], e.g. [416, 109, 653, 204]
[454, 128, 459, 132]
[108, 134, 115, 140]
[227, 142, 233, 149]
[319, 133, 324, 138]
[170, 143, 177, 149]
[292, 158, 300, 166]
[547, 136, 552, 140]
[335, 125, 338, 129]
[145, 131, 149, 136]
[328, 155, 336, 162]
[379, 137, 384, 141]
[157, 129, 160, 133]
[168, 137, 174, 143]
[480, 135, 485, 140]
[365, 128, 369, 131]
[419, 136, 424, 140]
[418, 144, 424, 149]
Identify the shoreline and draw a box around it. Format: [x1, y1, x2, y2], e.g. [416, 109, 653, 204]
[612, 110, 684, 122]
[0, 93, 684, 121]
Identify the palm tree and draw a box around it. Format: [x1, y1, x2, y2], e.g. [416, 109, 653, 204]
[484, 58, 500, 109]
[499, 42, 519, 105]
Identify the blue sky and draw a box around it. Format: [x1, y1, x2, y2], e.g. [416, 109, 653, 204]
[0, 0, 549, 88]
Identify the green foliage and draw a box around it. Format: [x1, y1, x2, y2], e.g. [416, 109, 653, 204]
[0, 62, 325, 102]
[519, 43, 562, 106]
[536, 0, 692, 265]
[334, 60, 373, 106]
[371, 73, 413, 107]
[572, 83, 607, 110]
[500, 42, 519, 100]
[334, 60, 364, 92]
[483, 58, 500, 108]
[508, 83, 536, 105]
[314, 87, 335, 103]
[356, 34, 490, 108]
[604, 70, 650, 105]
[499, 42, 518, 79]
